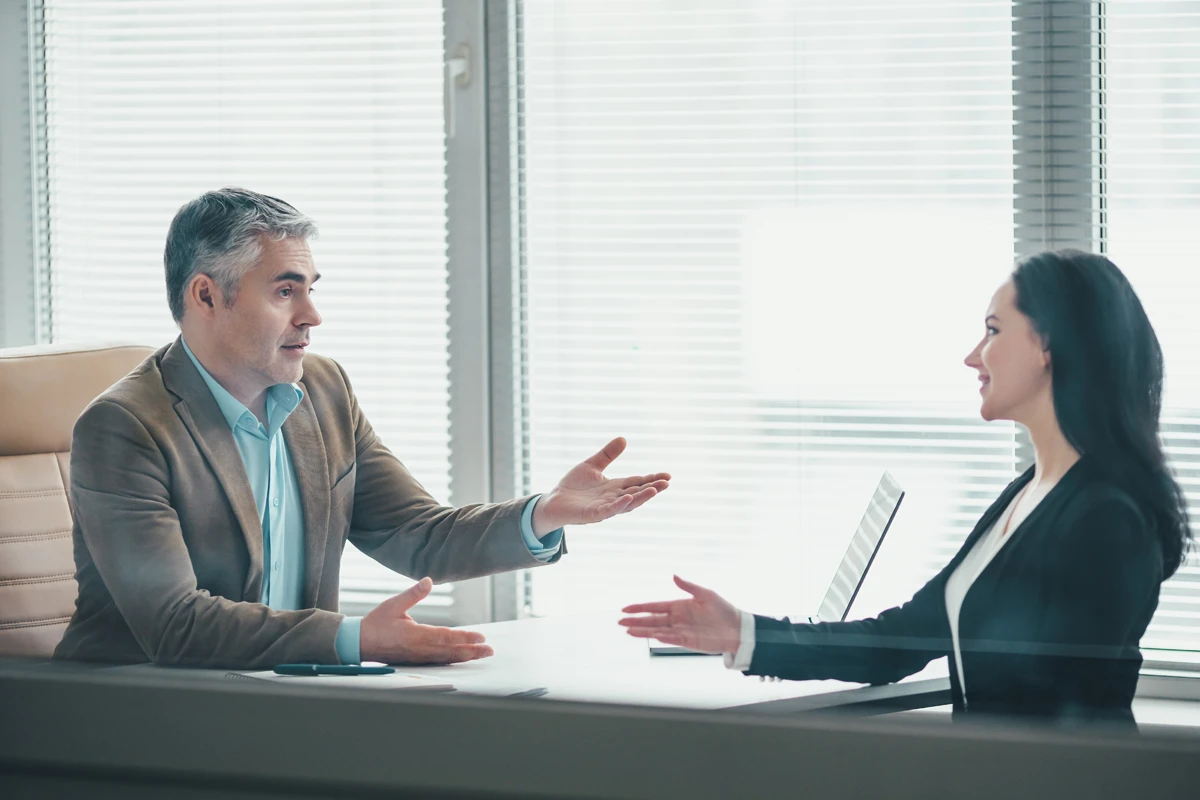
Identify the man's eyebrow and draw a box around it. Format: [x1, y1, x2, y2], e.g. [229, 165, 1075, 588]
[271, 271, 321, 284]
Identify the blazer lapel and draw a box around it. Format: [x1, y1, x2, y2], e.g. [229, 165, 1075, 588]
[160, 338, 265, 599]
[282, 388, 331, 609]
[946, 465, 1036, 573]
[993, 457, 1090, 556]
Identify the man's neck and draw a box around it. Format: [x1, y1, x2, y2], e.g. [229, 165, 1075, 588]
[181, 334, 269, 424]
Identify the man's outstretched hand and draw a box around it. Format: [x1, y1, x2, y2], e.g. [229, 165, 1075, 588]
[360, 577, 494, 665]
[531, 437, 671, 537]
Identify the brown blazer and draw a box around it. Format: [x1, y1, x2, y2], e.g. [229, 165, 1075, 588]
[54, 337, 560, 668]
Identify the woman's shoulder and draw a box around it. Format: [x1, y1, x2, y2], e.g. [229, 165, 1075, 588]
[1058, 462, 1142, 520]
[1055, 463, 1160, 558]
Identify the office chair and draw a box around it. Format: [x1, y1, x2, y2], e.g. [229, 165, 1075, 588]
[0, 343, 154, 658]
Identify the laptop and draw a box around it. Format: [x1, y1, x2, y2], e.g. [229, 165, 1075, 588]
[648, 471, 905, 655]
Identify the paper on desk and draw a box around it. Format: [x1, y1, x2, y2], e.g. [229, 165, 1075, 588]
[225, 671, 453, 691]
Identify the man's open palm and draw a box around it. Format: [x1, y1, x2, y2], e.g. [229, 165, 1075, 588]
[532, 437, 671, 534]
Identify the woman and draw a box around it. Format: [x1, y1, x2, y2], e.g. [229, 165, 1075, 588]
[621, 250, 1192, 723]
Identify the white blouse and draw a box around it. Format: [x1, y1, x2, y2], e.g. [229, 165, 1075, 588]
[943, 490, 1023, 707]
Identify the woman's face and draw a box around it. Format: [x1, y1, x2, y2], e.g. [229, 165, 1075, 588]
[964, 280, 1052, 423]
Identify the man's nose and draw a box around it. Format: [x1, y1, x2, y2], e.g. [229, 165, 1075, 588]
[298, 296, 321, 328]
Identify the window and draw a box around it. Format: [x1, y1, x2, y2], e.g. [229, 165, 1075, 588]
[26, 0, 1200, 657]
[36, 0, 457, 621]
[1104, 0, 1200, 651]
[513, 0, 1200, 656]
[515, 0, 1019, 618]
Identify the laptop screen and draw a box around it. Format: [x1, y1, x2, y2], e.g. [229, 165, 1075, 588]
[814, 471, 905, 623]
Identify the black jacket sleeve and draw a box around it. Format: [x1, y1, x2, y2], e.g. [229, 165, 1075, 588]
[746, 564, 954, 685]
[1031, 495, 1161, 711]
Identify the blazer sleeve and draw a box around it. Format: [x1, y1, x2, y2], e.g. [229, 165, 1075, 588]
[746, 565, 954, 685]
[1035, 495, 1162, 705]
[70, 400, 344, 669]
[336, 362, 563, 583]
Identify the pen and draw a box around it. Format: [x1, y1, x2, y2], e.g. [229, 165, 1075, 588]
[273, 664, 396, 676]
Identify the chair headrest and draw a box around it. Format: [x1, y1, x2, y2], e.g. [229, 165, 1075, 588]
[0, 343, 156, 456]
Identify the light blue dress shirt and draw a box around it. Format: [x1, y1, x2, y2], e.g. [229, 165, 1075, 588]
[181, 339, 562, 664]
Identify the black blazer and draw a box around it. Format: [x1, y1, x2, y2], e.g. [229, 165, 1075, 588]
[748, 459, 1165, 723]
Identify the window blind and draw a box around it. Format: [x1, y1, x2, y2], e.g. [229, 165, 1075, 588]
[516, 0, 1021, 619]
[1103, 0, 1200, 652]
[35, 0, 457, 622]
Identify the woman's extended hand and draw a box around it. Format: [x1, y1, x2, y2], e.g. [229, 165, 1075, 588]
[618, 575, 743, 655]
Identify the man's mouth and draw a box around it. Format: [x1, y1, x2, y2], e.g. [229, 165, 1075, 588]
[282, 343, 308, 352]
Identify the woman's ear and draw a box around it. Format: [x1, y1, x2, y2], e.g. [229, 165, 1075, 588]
[1034, 329, 1052, 371]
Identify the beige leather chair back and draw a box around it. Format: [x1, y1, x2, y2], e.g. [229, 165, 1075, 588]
[0, 343, 155, 658]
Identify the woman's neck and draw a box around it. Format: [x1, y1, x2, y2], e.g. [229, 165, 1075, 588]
[1022, 397, 1080, 486]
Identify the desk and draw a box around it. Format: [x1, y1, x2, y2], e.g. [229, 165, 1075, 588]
[5, 655, 1199, 800]
[111, 611, 951, 714]
[412, 613, 950, 713]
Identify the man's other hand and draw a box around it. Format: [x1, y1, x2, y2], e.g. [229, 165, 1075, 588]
[359, 577, 493, 665]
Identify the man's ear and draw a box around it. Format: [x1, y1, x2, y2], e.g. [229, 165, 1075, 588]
[188, 274, 219, 318]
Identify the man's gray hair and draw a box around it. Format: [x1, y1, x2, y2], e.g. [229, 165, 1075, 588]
[164, 187, 318, 322]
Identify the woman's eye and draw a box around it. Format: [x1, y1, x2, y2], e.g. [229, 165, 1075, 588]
[986, 326, 999, 336]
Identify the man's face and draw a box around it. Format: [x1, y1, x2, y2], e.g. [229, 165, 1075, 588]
[209, 236, 321, 390]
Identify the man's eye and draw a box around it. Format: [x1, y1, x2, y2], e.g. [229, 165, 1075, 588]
[279, 288, 292, 298]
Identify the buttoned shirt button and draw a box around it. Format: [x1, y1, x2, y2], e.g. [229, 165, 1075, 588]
[272, 497, 280, 507]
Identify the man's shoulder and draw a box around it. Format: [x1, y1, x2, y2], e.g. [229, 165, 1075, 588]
[296, 352, 362, 459]
[299, 350, 347, 387]
[79, 343, 173, 423]
[70, 343, 177, 460]
[298, 351, 355, 405]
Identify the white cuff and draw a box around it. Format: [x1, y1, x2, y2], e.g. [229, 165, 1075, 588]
[722, 610, 756, 671]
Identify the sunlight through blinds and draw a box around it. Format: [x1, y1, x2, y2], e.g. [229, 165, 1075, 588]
[1103, 0, 1200, 652]
[516, 0, 1020, 620]
[35, 0, 456, 622]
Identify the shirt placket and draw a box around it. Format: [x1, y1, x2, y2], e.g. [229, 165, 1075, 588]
[251, 421, 275, 607]
[267, 432, 283, 607]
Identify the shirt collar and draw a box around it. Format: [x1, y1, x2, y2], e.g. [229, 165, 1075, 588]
[180, 336, 304, 435]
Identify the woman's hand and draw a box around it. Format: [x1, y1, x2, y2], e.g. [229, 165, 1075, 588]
[618, 575, 743, 655]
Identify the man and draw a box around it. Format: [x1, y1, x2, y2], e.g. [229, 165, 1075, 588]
[54, 187, 670, 669]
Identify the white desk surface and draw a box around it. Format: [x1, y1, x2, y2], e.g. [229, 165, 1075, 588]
[403, 612, 949, 713]
[103, 614, 945, 714]
[106, 612, 949, 715]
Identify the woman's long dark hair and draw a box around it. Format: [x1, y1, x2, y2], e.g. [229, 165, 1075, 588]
[1012, 250, 1192, 577]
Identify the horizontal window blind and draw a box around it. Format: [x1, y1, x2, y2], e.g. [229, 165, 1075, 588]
[1103, 0, 1200, 652]
[37, 0, 456, 622]
[516, 0, 1020, 619]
